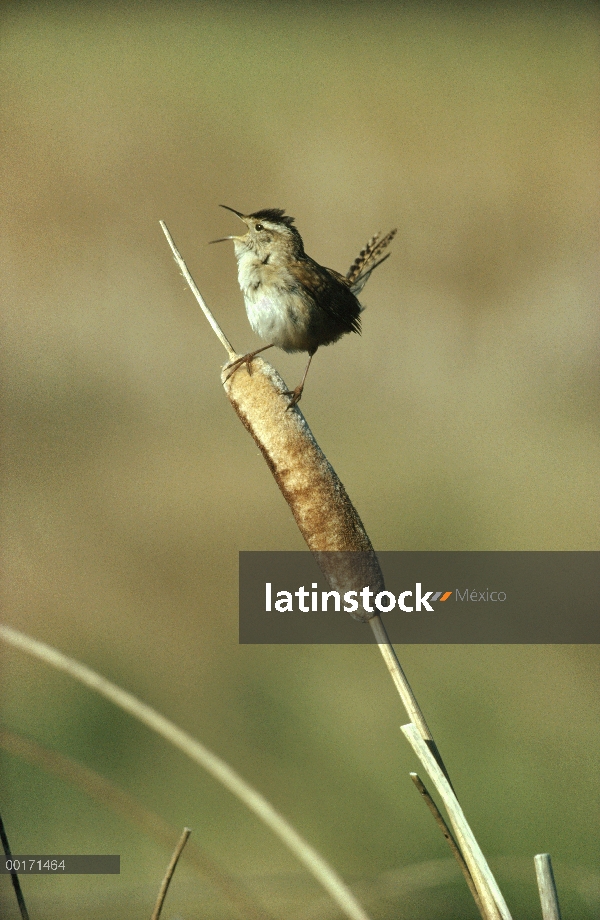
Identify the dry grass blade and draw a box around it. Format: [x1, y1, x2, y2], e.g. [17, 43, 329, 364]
[0, 810, 30, 920]
[401, 724, 512, 920]
[151, 827, 191, 920]
[534, 854, 562, 920]
[0, 625, 373, 920]
[0, 729, 277, 920]
[410, 773, 485, 920]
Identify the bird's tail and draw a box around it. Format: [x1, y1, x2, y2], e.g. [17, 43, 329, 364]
[346, 228, 397, 295]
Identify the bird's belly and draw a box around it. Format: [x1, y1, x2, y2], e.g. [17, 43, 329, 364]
[243, 288, 312, 353]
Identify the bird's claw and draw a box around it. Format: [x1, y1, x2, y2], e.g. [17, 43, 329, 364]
[284, 387, 303, 410]
[224, 354, 253, 382]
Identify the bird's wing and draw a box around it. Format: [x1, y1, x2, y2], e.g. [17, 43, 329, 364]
[287, 258, 362, 334]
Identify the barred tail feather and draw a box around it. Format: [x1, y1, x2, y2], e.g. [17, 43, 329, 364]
[347, 228, 397, 294]
[346, 228, 397, 291]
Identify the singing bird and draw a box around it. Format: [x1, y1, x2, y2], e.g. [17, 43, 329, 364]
[212, 206, 396, 406]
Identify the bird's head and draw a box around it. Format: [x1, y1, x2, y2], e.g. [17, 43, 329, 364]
[210, 206, 305, 263]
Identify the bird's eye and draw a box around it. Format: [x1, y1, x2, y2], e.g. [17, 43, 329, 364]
[255, 223, 264, 231]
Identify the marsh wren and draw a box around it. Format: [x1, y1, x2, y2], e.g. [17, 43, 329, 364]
[211, 206, 396, 407]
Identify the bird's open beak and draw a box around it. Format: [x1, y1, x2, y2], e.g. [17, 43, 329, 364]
[209, 205, 248, 243]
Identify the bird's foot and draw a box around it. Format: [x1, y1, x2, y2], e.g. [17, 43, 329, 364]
[223, 344, 275, 382]
[283, 386, 304, 410]
[223, 352, 258, 382]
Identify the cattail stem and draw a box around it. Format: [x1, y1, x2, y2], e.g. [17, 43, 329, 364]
[160, 220, 237, 359]
[160, 221, 512, 920]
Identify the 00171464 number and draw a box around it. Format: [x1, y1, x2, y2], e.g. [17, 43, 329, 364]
[3, 858, 65, 872]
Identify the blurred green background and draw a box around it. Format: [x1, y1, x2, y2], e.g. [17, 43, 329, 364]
[1, 2, 599, 918]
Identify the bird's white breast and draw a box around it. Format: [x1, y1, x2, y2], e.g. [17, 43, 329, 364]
[235, 250, 309, 352]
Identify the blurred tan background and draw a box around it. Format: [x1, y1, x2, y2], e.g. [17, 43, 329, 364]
[1, 3, 599, 918]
